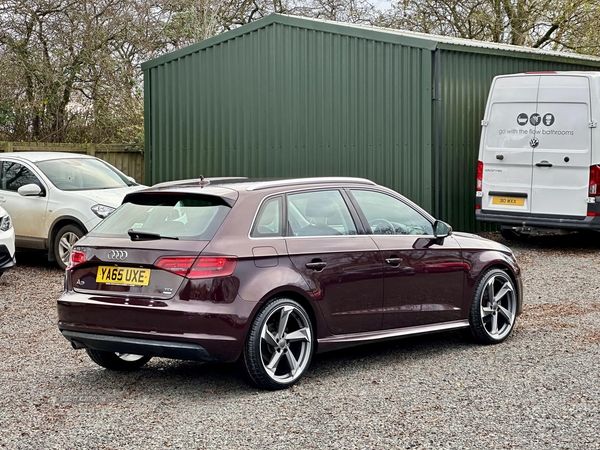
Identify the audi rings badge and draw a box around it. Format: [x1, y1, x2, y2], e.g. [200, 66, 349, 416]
[107, 250, 128, 261]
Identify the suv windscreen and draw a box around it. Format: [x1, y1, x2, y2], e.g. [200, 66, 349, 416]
[89, 194, 231, 241]
[36, 158, 134, 191]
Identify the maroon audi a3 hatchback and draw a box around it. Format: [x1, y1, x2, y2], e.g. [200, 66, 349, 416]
[57, 177, 522, 389]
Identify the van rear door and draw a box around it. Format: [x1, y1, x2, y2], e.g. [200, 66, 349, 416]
[481, 75, 539, 214]
[530, 75, 591, 217]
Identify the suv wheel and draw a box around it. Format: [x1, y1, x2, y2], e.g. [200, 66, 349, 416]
[54, 224, 84, 270]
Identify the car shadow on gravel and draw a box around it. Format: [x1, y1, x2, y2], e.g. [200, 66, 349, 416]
[484, 230, 600, 251]
[57, 332, 473, 396]
[15, 249, 59, 269]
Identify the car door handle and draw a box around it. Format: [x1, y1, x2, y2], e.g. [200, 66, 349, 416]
[385, 257, 402, 266]
[305, 261, 327, 271]
[535, 161, 553, 168]
[0, 196, 5, 203]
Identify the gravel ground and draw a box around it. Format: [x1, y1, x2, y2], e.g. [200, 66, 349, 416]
[1, 234, 599, 450]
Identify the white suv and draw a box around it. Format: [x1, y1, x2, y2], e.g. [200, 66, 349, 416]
[0, 152, 145, 269]
[0, 205, 15, 277]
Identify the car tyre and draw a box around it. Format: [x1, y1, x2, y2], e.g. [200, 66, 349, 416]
[469, 268, 517, 345]
[54, 224, 84, 270]
[86, 349, 151, 371]
[242, 298, 314, 390]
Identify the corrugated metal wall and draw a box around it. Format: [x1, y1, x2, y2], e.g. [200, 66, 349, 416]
[144, 15, 600, 231]
[145, 23, 435, 212]
[437, 50, 598, 231]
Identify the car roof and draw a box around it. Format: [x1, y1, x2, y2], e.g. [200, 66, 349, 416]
[140, 177, 379, 204]
[151, 176, 377, 193]
[0, 152, 95, 163]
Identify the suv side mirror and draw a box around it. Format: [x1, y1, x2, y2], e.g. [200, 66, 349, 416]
[433, 220, 452, 245]
[18, 183, 43, 197]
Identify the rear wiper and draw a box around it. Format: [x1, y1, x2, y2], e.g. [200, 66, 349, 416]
[127, 229, 179, 241]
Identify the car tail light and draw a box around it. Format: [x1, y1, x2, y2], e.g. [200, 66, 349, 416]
[69, 250, 86, 269]
[155, 256, 237, 279]
[476, 161, 483, 191]
[589, 165, 600, 196]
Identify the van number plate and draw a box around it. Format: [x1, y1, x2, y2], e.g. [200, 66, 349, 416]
[96, 266, 151, 286]
[492, 196, 525, 206]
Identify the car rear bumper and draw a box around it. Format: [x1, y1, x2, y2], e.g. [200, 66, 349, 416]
[0, 244, 16, 274]
[57, 291, 257, 362]
[476, 209, 600, 231]
[61, 330, 216, 361]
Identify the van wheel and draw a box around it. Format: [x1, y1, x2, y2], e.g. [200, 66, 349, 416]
[500, 228, 524, 241]
[54, 224, 84, 270]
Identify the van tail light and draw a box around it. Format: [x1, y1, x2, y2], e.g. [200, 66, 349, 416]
[476, 161, 483, 191]
[589, 165, 600, 196]
[588, 165, 600, 216]
[68, 250, 86, 269]
[155, 256, 237, 279]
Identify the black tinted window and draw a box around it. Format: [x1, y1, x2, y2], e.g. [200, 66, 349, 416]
[1, 161, 42, 192]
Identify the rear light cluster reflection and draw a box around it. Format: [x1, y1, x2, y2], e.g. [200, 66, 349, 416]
[155, 257, 237, 279]
[68, 250, 87, 269]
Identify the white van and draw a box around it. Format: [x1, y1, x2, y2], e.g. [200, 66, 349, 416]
[476, 72, 600, 237]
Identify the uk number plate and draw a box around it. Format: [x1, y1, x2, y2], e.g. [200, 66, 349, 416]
[96, 266, 151, 286]
[492, 196, 525, 206]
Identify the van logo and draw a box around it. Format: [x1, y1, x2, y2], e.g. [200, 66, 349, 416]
[107, 250, 128, 261]
[517, 113, 528, 126]
[543, 113, 555, 126]
[530, 138, 540, 148]
[530, 113, 541, 126]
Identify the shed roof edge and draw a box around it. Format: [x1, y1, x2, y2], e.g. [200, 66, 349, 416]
[141, 13, 600, 71]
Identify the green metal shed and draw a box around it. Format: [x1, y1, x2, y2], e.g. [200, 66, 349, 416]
[142, 14, 600, 231]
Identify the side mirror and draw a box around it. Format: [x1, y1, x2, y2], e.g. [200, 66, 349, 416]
[17, 183, 43, 197]
[433, 220, 452, 245]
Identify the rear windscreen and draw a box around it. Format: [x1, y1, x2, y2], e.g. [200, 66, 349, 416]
[89, 194, 231, 241]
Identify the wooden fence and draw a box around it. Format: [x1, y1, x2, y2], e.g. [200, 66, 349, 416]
[0, 141, 145, 183]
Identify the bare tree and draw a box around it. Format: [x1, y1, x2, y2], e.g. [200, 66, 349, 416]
[378, 0, 600, 54]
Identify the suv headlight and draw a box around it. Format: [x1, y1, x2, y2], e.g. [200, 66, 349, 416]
[91, 204, 116, 219]
[0, 214, 12, 232]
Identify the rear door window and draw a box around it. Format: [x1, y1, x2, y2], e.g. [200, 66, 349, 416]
[287, 190, 357, 236]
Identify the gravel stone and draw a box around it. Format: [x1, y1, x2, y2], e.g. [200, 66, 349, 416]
[1, 235, 599, 449]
